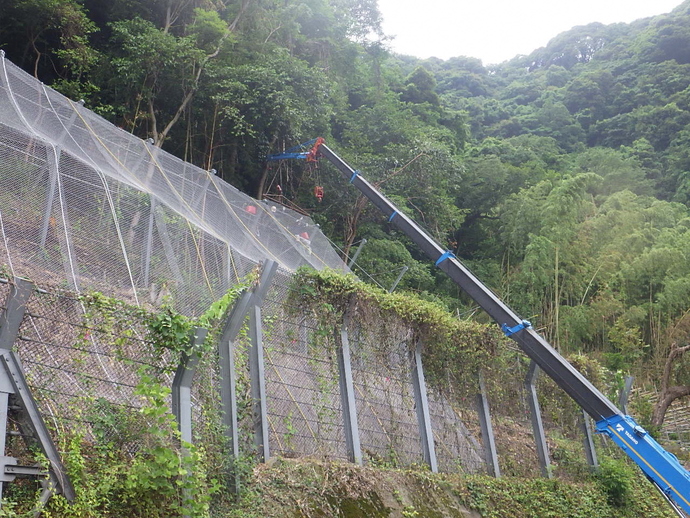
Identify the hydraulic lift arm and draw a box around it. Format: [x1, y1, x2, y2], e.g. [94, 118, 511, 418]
[314, 141, 690, 515]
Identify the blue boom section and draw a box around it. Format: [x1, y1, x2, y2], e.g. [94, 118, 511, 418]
[266, 138, 319, 161]
[596, 415, 690, 513]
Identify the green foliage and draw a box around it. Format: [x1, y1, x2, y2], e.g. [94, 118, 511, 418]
[39, 378, 219, 518]
[5, 283, 254, 517]
[120, 374, 218, 517]
[595, 457, 633, 508]
[147, 306, 194, 354]
[220, 457, 677, 518]
[290, 267, 502, 392]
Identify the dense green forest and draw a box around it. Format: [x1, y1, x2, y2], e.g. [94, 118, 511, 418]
[2, 0, 690, 423]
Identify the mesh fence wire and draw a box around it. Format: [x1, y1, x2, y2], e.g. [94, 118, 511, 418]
[14, 282, 176, 450]
[262, 274, 348, 461]
[427, 389, 485, 474]
[348, 327, 423, 467]
[0, 274, 607, 480]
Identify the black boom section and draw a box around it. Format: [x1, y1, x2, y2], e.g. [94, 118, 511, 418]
[318, 143, 620, 421]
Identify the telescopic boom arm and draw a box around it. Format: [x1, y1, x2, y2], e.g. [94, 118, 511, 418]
[312, 140, 690, 515]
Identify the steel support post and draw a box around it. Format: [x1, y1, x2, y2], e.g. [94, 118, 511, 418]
[219, 289, 254, 460]
[247, 261, 277, 462]
[0, 279, 32, 350]
[223, 245, 235, 288]
[476, 372, 500, 477]
[582, 410, 599, 469]
[217, 261, 277, 488]
[619, 376, 634, 415]
[249, 304, 270, 462]
[0, 279, 75, 503]
[524, 361, 551, 478]
[39, 151, 59, 249]
[335, 309, 362, 465]
[39, 98, 82, 249]
[410, 341, 437, 472]
[0, 278, 33, 505]
[39, 145, 79, 291]
[171, 327, 206, 518]
[347, 239, 367, 268]
[217, 287, 253, 495]
[142, 197, 156, 288]
[388, 266, 408, 293]
[172, 328, 208, 444]
[152, 202, 185, 287]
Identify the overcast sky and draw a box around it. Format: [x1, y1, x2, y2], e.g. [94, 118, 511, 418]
[376, 0, 684, 65]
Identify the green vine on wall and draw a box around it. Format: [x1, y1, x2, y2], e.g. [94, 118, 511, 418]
[289, 267, 503, 392]
[0, 277, 256, 518]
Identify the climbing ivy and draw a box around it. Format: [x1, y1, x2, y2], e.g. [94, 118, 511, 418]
[1, 279, 256, 517]
[289, 267, 503, 393]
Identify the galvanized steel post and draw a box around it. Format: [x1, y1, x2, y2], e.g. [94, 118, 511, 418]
[336, 308, 362, 465]
[477, 372, 500, 477]
[172, 328, 208, 444]
[619, 376, 634, 415]
[582, 411, 599, 469]
[525, 361, 551, 478]
[0, 279, 75, 504]
[410, 341, 437, 472]
[248, 261, 278, 462]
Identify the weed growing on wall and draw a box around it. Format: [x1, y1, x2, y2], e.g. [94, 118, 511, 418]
[289, 267, 502, 398]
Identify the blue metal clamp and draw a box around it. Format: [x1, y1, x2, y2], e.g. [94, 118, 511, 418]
[502, 320, 532, 337]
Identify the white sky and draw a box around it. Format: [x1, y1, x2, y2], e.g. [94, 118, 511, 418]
[376, 0, 685, 65]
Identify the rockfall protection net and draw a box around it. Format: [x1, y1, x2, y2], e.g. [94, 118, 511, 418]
[0, 54, 527, 477]
[0, 52, 346, 316]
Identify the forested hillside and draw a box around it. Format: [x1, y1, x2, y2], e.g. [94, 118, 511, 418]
[2, 0, 690, 423]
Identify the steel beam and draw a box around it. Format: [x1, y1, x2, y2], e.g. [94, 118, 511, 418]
[172, 328, 208, 444]
[39, 153, 59, 249]
[319, 143, 620, 422]
[524, 362, 551, 478]
[476, 372, 500, 477]
[0, 351, 75, 501]
[347, 239, 367, 268]
[388, 266, 408, 293]
[217, 260, 277, 490]
[142, 197, 156, 288]
[218, 287, 253, 460]
[336, 309, 362, 465]
[0, 279, 75, 503]
[247, 261, 278, 462]
[619, 376, 634, 415]
[582, 411, 599, 469]
[249, 304, 270, 461]
[0, 278, 32, 350]
[410, 341, 437, 472]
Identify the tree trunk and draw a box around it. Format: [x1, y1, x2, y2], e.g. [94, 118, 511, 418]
[651, 342, 690, 428]
[256, 134, 279, 199]
[652, 385, 690, 428]
[342, 194, 369, 261]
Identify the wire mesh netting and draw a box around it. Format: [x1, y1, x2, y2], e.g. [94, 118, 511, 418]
[13, 283, 176, 450]
[1, 270, 613, 485]
[0, 53, 346, 316]
[0, 52, 491, 476]
[427, 390, 485, 473]
[348, 327, 423, 467]
[259, 272, 349, 460]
